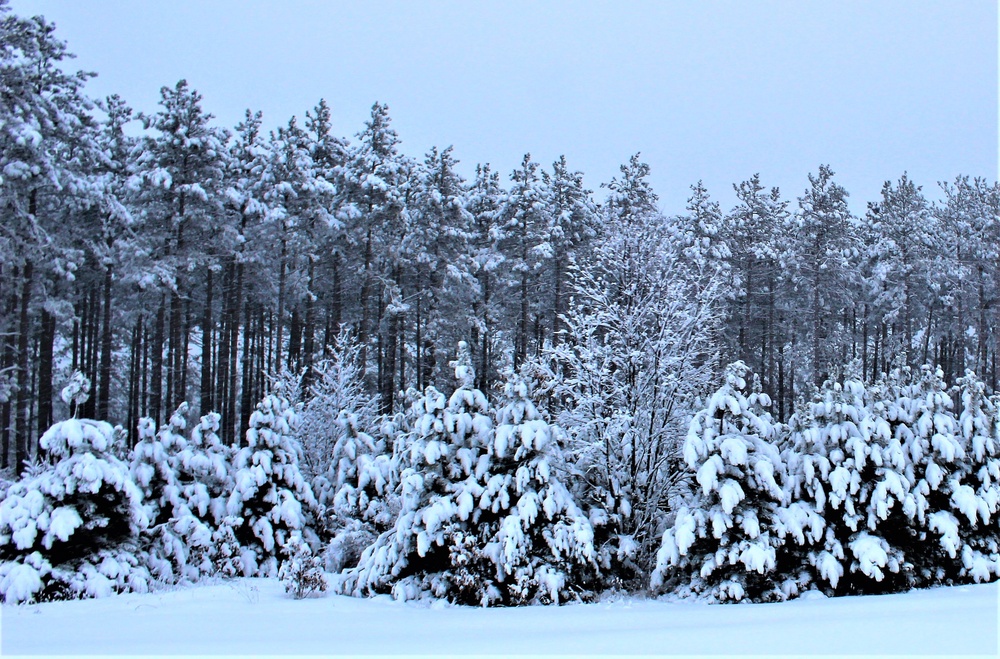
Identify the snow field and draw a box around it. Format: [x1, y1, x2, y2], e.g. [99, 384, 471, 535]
[2, 578, 997, 657]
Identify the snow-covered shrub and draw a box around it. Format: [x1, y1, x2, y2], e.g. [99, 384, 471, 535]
[226, 387, 322, 577]
[313, 409, 397, 571]
[340, 346, 599, 605]
[785, 376, 912, 595]
[0, 418, 151, 603]
[130, 404, 227, 582]
[338, 345, 492, 602]
[651, 362, 809, 602]
[899, 366, 967, 586]
[279, 534, 327, 599]
[297, 329, 378, 481]
[954, 371, 1000, 582]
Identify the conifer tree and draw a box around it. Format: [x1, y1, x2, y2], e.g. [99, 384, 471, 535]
[652, 362, 804, 602]
[226, 386, 321, 577]
[0, 417, 151, 602]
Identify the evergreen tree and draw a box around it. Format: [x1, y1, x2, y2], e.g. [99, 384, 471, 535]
[0, 417, 151, 602]
[953, 371, 1000, 581]
[226, 386, 321, 577]
[338, 342, 492, 601]
[652, 362, 805, 602]
[785, 375, 913, 594]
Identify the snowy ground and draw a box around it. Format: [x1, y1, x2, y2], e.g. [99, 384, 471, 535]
[1, 578, 997, 657]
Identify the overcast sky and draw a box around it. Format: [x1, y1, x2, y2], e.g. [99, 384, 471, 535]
[12, 0, 999, 213]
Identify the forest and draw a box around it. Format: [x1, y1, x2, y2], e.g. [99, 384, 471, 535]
[2, 2, 1000, 606]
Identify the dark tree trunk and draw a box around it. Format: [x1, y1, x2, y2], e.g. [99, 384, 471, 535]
[180, 296, 191, 409]
[128, 315, 142, 447]
[238, 300, 253, 447]
[0, 266, 18, 469]
[228, 261, 244, 446]
[302, 258, 316, 392]
[150, 297, 166, 425]
[200, 268, 214, 415]
[36, 308, 55, 435]
[289, 307, 301, 372]
[14, 260, 34, 476]
[98, 265, 113, 420]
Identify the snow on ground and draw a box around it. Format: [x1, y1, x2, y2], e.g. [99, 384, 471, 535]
[1, 578, 997, 657]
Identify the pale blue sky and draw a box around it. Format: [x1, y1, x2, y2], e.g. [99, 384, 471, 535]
[12, 0, 999, 213]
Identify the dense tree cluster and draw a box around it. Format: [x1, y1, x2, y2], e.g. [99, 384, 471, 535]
[2, 2, 1000, 606]
[652, 363, 1000, 601]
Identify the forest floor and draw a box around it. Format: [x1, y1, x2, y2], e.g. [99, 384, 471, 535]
[1, 576, 997, 657]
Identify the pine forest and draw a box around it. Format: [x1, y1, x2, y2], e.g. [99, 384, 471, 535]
[2, 1, 1000, 607]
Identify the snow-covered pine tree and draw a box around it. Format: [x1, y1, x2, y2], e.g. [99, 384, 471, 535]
[226, 386, 321, 577]
[279, 533, 328, 599]
[785, 375, 912, 595]
[466, 162, 507, 395]
[171, 411, 234, 576]
[0, 418, 151, 603]
[900, 366, 968, 586]
[130, 403, 222, 582]
[460, 369, 599, 605]
[129, 408, 183, 580]
[953, 371, 1000, 581]
[317, 409, 397, 572]
[337, 342, 492, 602]
[651, 362, 798, 602]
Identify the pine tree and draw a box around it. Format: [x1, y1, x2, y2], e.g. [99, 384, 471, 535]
[226, 386, 321, 577]
[500, 154, 550, 368]
[900, 366, 967, 585]
[462, 369, 599, 605]
[337, 342, 492, 601]
[651, 362, 803, 602]
[953, 371, 1000, 581]
[785, 166, 858, 387]
[0, 417, 151, 602]
[785, 375, 913, 595]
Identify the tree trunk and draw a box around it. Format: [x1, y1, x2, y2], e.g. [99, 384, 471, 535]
[238, 300, 253, 447]
[200, 268, 214, 415]
[1, 265, 18, 469]
[97, 265, 113, 419]
[36, 308, 55, 435]
[359, 228, 374, 379]
[128, 315, 142, 447]
[14, 261, 34, 475]
[150, 296, 166, 425]
[303, 258, 316, 392]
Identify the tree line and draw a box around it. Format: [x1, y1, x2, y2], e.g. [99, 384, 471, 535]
[3, 0, 999, 488]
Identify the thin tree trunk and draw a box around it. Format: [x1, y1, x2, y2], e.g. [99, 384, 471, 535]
[303, 258, 316, 392]
[1, 265, 19, 469]
[14, 260, 34, 476]
[128, 315, 142, 446]
[275, 235, 287, 374]
[98, 265, 113, 419]
[229, 261, 244, 446]
[238, 301, 253, 447]
[150, 297, 166, 425]
[36, 308, 55, 435]
[200, 268, 214, 415]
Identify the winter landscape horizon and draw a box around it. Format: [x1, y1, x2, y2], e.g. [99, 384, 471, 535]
[1, 1, 999, 657]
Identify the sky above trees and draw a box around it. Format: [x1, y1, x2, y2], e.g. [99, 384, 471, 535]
[10, 0, 997, 212]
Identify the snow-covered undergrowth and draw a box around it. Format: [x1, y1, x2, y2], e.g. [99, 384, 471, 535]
[652, 362, 1000, 602]
[2, 576, 996, 656]
[4, 356, 1000, 613]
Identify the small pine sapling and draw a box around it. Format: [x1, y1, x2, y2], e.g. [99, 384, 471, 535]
[279, 534, 328, 599]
